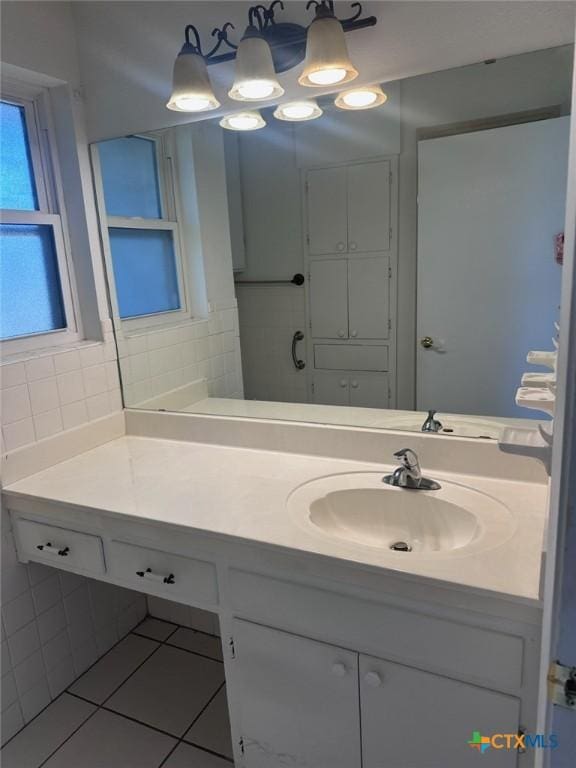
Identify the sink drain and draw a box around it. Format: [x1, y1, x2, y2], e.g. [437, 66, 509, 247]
[390, 541, 412, 552]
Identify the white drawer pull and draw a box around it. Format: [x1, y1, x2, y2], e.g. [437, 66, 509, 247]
[364, 671, 383, 688]
[331, 662, 348, 678]
[36, 542, 70, 557]
[136, 567, 175, 585]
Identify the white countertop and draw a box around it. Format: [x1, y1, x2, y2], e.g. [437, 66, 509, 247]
[3, 435, 547, 603]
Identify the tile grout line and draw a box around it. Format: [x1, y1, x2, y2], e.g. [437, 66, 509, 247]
[2, 616, 229, 766]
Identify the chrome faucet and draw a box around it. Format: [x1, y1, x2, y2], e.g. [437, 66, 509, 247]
[422, 410, 443, 433]
[383, 449, 441, 491]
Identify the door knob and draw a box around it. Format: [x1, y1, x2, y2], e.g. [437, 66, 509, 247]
[339, 379, 348, 388]
[364, 671, 383, 688]
[332, 662, 347, 677]
[420, 336, 434, 349]
[338, 329, 345, 338]
[351, 380, 359, 389]
[350, 242, 357, 251]
[351, 330, 358, 338]
[337, 242, 345, 251]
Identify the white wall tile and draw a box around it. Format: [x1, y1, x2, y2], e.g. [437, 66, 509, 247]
[2, 592, 35, 637]
[46, 655, 76, 698]
[33, 408, 64, 440]
[1, 363, 26, 389]
[2, 418, 36, 451]
[1, 385, 31, 424]
[2, 671, 18, 712]
[1, 701, 24, 746]
[8, 621, 41, 667]
[13, 649, 46, 696]
[37, 603, 67, 645]
[42, 629, 72, 672]
[86, 392, 111, 420]
[80, 344, 105, 368]
[20, 678, 51, 723]
[82, 364, 108, 397]
[28, 379, 60, 415]
[31, 574, 62, 615]
[61, 400, 89, 430]
[53, 350, 81, 374]
[57, 370, 86, 405]
[25, 357, 55, 383]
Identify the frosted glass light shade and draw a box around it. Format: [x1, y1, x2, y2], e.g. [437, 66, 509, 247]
[229, 34, 284, 102]
[220, 111, 266, 131]
[299, 15, 358, 88]
[335, 84, 388, 110]
[166, 50, 220, 112]
[274, 100, 323, 122]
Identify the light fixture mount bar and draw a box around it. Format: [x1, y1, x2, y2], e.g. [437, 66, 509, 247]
[181, 0, 376, 73]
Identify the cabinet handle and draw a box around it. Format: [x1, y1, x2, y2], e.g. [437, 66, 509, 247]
[331, 662, 348, 678]
[36, 542, 70, 557]
[364, 671, 383, 688]
[350, 330, 358, 338]
[350, 242, 357, 251]
[291, 331, 306, 371]
[337, 242, 345, 251]
[337, 329, 346, 338]
[351, 380, 359, 389]
[339, 379, 348, 388]
[136, 567, 176, 585]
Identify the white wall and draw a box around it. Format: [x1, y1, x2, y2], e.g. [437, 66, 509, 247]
[70, 1, 575, 141]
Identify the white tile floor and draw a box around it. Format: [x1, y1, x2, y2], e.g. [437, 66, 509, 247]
[1, 617, 233, 767]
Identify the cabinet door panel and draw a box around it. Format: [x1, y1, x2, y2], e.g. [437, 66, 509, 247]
[307, 167, 348, 255]
[310, 259, 348, 339]
[312, 372, 350, 405]
[360, 655, 520, 768]
[349, 373, 389, 408]
[348, 161, 391, 253]
[233, 620, 361, 768]
[348, 256, 390, 339]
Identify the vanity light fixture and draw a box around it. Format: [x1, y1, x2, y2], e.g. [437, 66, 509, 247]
[166, 26, 220, 112]
[334, 83, 388, 110]
[298, 1, 359, 88]
[274, 99, 323, 121]
[229, 11, 285, 102]
[166, 3, 376, 112]
[220, 110, 266, 131]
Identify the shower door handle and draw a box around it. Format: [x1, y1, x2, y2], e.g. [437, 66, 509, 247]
[292, 331, 306, 370]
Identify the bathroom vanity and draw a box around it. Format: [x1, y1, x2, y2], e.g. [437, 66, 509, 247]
[2, 412, 548, 767]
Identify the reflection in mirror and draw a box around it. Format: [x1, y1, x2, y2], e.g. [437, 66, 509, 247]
[92, 45, 573, 438]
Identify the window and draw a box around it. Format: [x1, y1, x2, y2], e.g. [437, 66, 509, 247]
[1, 94, 78, 349]
[0, 93, 78, 349]
[95, 135, 186, 325]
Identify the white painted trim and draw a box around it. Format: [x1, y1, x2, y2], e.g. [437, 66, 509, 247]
[536, 32, 576, 764]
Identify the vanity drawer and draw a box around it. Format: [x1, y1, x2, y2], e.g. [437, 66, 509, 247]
[15, 518, 105, 576]
[314, 344, 389, 371]
[108, 541, 218, 606]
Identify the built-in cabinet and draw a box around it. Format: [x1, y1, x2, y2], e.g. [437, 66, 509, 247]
[305, 158, 397, 408]
[234, 620, 521, 768]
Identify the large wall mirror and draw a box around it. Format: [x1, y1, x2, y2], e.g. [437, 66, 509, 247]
[91, 44, 572, 438]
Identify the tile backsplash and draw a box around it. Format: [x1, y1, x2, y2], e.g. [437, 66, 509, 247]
[1, 332, 121, 453]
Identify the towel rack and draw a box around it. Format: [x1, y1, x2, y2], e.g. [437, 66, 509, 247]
[234, 273, 305, 287]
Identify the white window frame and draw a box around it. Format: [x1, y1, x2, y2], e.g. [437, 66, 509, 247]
[0, 82, 81, 355]
[92, 132, 191, 334]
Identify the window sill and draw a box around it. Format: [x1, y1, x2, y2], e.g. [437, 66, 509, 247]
[1, 338, 107, 366]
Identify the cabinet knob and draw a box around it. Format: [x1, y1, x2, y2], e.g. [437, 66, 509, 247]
[351, 330, 358, 338]
[351, 380, 359, 389]
[339, 379, 348, 388]
[332, 662, 347, 678]
[364, 671, 383, 688]
[337, 329, 345, 338]
[350, 242, 357, 251]
[337, 242, 345, 251]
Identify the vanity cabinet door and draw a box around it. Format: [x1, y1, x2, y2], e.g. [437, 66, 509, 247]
[360, 654, 521, 768]
[312, 372, 350, 405]
[306, 167, 348, 255]
[232, 620, 361, 768]
[347, 160, 391, 253]
[309, 259, 348, 338]
[348, 256, 390, 339]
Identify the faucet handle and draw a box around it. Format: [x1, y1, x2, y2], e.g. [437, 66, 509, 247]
[393, 448, 419, 469]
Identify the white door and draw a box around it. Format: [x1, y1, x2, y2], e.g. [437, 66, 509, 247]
[307, 167, 348, 255]
[348, 160, 391, 253]
[348, 256, 390, 339]
[349, 373, 389, 408]
[233, 620, 361, 768]
[417, 117, 569, 417]
[360, 655, 521, 768]
[312, 372, 350, 405]
[309, 259, 348, 338]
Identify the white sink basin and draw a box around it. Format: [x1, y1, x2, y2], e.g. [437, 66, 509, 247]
[288, 472, 516, 557]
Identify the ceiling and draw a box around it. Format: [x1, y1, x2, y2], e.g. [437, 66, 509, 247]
[71, 1, 576, 140]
